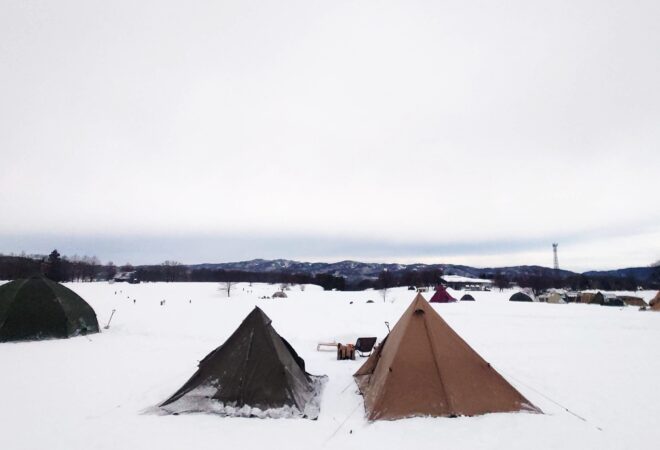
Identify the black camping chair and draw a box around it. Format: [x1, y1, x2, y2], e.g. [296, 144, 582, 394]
[355, 337, 377, 357]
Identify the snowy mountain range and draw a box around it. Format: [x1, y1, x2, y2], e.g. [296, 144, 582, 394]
[189, 259, 580, 281]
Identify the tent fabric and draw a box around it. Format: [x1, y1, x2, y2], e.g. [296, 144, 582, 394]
[580, 292, 604, 305]
[0, 276, 99, 342]
[618, 296, 646, 307]
[509, 292, 533, 302]
[602, 296, 625, 307]
[460, 294, 475, 301]
[539, 292, 565, 304]
[649, 292, 660, 308]
[160, 306, 326, 419]
[353, 293, 539, 420]
[429, 285, 456, 303]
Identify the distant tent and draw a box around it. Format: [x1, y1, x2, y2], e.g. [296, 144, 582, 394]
[429, 285, 456, 303]
[272, 291, 287, 299]
[460, 294, 475, 301]
[160, 307, 325, 419]
[0, 276, 99, 342]
[521, 287, 537, 301]
[539, 292, 565, 304]
[354, 293, 539, 420]
[651, 299, 660, 312]
[602, 294, 624, 307]
[580, 292, 604, 305]
[617, 296, 646, 307]
[509, 292, 533, 302]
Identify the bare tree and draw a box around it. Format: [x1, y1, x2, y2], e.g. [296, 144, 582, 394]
[162, 260, 186, 282]
[220, 281, 236, 297]
[380, 285, 390, 302]
[106, 261, 117, 280]
[493, 273, 509, 292]
[378, 269, 394, 303]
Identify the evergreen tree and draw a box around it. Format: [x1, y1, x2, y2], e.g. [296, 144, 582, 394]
[45, 249, 66, 282]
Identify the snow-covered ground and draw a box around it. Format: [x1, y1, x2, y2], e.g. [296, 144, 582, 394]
[1, 281, 659, 450]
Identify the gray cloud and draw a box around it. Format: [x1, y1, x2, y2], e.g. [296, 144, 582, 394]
[1, 1, 658, 269]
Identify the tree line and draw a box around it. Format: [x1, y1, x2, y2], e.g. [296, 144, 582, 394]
[1, 250, 658, 292]
[490, 271, 660, 294]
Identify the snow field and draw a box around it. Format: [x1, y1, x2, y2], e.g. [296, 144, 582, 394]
[0, 281, 659, 450]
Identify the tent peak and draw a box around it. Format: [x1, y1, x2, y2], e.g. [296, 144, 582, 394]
[247, 306, 272, 325]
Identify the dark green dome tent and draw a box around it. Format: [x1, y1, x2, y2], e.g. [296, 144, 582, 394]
[509, 292, 533, 302]
[460, 294, 475, 301]
[0, 276, 99, 342]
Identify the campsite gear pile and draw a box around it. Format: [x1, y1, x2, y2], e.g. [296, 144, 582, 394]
[336, 343, 355, 360]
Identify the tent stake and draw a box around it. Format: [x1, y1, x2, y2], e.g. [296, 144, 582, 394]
[104, 309, 116, 329]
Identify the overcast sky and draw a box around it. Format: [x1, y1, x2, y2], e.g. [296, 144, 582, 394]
[1, 1, 658, 271]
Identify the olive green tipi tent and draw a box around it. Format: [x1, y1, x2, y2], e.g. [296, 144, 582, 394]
[0, 276, 99, 342]
[160, 306, 326, 418]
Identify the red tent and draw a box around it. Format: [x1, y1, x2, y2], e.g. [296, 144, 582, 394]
[429, 285, 456, 303]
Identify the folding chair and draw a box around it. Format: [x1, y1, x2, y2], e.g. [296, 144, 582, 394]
[355, 337, 377, 357]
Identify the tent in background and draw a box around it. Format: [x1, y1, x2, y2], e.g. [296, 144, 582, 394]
[460, 294, 475, 301]
[617, 296, 647, 307]
[509, 292, 534, 302]
[429, 285, 456, 303]
[580, 292, 605, 305]
[354, 293, 539, 420]
[0, 276, 99, 342]
[539, 292, 565, 304]
[160, 306, 326, 419]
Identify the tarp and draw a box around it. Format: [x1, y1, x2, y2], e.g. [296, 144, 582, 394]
[0, 276, 99, 342]
[354, 293, 539, 420]
[160, 306, 326, 418]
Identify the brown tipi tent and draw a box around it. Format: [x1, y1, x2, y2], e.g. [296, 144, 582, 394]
[650, 292, 660, 311]
[580, 292, 604, 305]
[160, 307, 326, 418]
[649, 292, 660, 309]
[617, 296, 647, 307]
[354, 293, 539, 420]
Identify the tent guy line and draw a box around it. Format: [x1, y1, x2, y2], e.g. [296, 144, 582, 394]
[497, 368, 603, 432]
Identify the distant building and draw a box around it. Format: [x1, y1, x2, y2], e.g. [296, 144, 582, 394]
[113, 271, 137, 283]
[442, 275, 493, 291]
